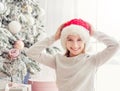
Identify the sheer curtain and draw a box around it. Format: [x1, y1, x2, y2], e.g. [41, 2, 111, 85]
[43, 0, 97, 35]
[39, 0, 120, 90]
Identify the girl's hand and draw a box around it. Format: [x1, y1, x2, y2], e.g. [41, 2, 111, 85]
[54, 24, 64, 41]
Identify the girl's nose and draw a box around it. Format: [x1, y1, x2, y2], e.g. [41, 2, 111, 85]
[72, 41, 79, 48]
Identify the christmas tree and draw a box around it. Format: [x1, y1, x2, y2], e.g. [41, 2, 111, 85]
[0, 0, 60, 83]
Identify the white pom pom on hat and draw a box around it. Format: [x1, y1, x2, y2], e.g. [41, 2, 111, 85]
[60, 18, 91, 50]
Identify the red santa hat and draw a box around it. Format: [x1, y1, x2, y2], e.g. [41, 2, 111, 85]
[60, 18, 91, 50]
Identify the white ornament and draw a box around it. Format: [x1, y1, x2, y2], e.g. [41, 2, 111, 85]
[8, 21, 21, 34]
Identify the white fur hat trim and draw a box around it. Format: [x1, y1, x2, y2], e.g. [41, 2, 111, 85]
[60, 25, 90, 50]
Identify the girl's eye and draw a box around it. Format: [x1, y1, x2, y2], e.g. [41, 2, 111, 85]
[77, 39, 82, 41]
[67, 39, 73, 41]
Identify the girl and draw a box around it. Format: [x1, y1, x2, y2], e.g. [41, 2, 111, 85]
[26, 18, 119, 91]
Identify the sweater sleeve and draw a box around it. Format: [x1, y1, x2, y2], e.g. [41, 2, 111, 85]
[91, 31, 119, 67]
[25, 35, 56, 69]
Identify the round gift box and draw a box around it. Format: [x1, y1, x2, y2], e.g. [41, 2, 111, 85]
[28, 79, 58, 91]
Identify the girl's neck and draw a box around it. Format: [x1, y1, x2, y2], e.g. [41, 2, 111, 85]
[65, 51, 85, 57]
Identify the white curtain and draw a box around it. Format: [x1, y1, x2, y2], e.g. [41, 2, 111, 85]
[43, 0, 97, 35]
[40, 0, 120, 40]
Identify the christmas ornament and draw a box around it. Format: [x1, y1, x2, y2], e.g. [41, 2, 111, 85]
[8, 21, 21, 34]
[8, 48, 20, 60]
[14, 40, 24, 50]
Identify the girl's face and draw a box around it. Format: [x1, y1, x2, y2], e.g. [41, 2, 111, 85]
[66, 34, 85, 57]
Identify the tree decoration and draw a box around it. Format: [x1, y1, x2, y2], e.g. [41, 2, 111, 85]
[0, 0, 61, 83]
[8, 48, 20, 60]
[8, 21, 21, 34]
[0, 0, 45, 83]
[13, 40, 24, 50]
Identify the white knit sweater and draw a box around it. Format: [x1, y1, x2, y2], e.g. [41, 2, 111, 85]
[26, 31, 119, 91]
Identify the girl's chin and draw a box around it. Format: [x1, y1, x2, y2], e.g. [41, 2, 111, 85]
[70, 51, 81, 57]
[71, 50, 81, 53]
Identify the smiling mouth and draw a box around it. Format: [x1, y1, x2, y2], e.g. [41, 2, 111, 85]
[71, 47, 81, 51]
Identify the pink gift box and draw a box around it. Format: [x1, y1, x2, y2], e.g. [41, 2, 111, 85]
[28, 79, 58, 91]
